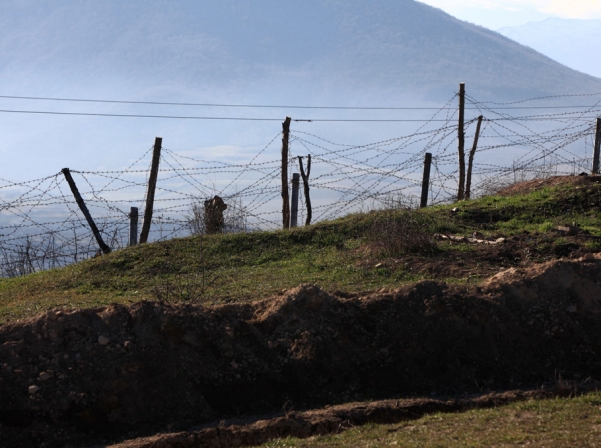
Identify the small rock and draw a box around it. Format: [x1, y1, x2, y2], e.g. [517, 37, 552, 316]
[28, 385, 39, 395]
[230, 361, 239, 369]
[375, 263, 383, 268]
[582, 253, 596, 262]
[495, 238, 506, 244]
[123, 341, 132, 348]
[39, 372, 51, 382]
[452, 207, 460, 213]
[98, 336, 110, 346]
[557, 225, 579, 236]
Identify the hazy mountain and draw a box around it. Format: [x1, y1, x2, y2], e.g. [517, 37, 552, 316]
[1, 0, 600, 180]
[1, 0, 600, 104]
[498, 18, 601, 79]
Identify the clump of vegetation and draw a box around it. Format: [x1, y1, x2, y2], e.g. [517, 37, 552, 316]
[368, 209, 438, 256]
[187, 195, 249, 235]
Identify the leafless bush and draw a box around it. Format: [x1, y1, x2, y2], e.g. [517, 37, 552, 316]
[475, 156, 586, 198]
[187, 194, 249, 236]
[378, 192, 420, 210]
[368, 209, 436, 256]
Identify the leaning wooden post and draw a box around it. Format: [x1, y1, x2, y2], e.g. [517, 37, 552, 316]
[593, 117, 601, 175]
[139, 137, 162, 244]
[465, 115, 484, 200]
[298, 155, 312, 226]
[290, 173, 300, 228]
[457, 82, 466, 201]
[61, 168, 111, 254]
[129, 207, 139, 246]
[281, 117, 291, 229]
[420, 153, 432, 208]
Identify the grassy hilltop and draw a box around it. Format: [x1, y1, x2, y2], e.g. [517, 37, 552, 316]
[1, 175, 600, 324]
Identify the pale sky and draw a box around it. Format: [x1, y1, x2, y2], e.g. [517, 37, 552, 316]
[419, 0, 601, 28]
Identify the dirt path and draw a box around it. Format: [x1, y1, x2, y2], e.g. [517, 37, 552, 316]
[1, 254, 601, 447]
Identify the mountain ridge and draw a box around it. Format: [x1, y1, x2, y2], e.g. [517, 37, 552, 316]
[498, 17, 601, 79]
[1, 0, 600, 103]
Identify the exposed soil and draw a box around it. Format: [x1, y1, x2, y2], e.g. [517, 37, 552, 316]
[2, 254, 601, 447]
[496, 174, 601, 197]
[361, 231, 598, 281]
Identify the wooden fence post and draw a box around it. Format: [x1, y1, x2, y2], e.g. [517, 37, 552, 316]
[420, 153, 432, 208]
[457, 82, 466, 201]
[465, 115, 483, 200]
[290, 173, 300, 228]
[139, 137, 162, 244]
[298, 155, 312, 226]
[129, 207, 139, 246]
[593, 117, 601, 175]
[281, 117, 291, 229]
[61, 168, 111, 254]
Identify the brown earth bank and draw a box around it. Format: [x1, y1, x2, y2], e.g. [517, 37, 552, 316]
[1, 254, 601, 447]
[496, 174, 601, 197]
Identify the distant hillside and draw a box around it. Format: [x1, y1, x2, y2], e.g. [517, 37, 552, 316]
[498, 18, 601, 79]
[1, 0, 601, 102]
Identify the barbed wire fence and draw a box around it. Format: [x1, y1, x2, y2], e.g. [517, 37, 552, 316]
[0, 91, 599, 277]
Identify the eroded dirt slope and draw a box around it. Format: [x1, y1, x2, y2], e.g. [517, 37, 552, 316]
[1, 255, 601, 447]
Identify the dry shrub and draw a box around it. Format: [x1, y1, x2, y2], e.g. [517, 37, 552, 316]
[187, 195, 248, 236]
[368, 209, 436, 256]
[475, 156, 587, 198]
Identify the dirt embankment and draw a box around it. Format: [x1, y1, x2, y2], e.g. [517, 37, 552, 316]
[1, 255, 601, 447]
[496, 174, 601, 196]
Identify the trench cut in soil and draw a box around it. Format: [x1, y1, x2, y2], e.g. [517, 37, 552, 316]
[1, 255, 601, 446]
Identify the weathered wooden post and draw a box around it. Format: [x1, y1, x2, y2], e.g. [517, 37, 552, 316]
[298, 155, 312, 226]
[61, 168, 111, 254]
[593, 117, 601, 175]
[420, 153, 432, 208]
[129, 207, 138, 246]
[139, 137, 162, 244]
[290, 173, 300, 228]
[457, 82, 466, 201]
[465, 115, 484, 200]
[281, 117, 291, 229]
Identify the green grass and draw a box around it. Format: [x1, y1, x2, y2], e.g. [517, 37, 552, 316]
[425, 185, 601, 237]
[263, 392, 601, 447]
[0, 181, 600, 324]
